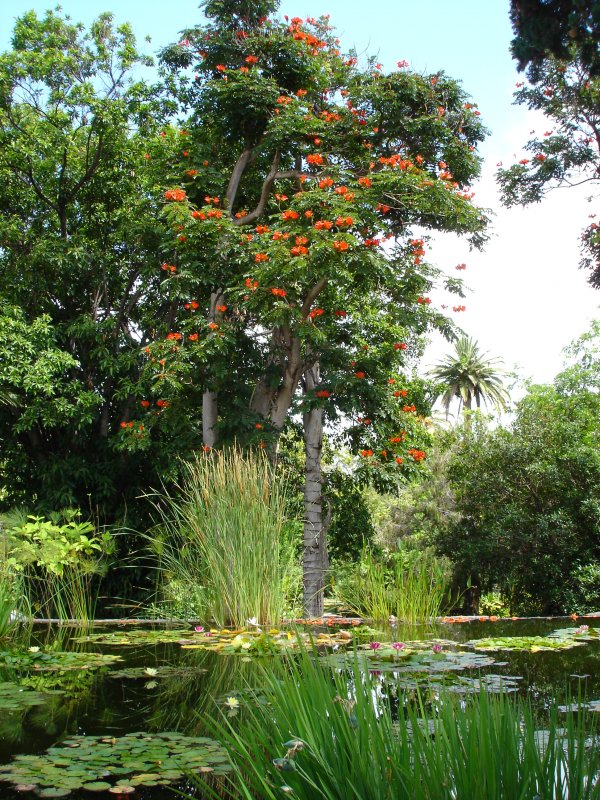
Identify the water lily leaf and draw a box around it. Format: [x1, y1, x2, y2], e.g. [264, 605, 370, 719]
[81, 782, 112, 792]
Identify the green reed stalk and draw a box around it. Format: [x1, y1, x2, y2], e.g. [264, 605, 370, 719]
[149, 447, 294, 627]
[195, 645, 600, 800]
[335, 547, 448, 624]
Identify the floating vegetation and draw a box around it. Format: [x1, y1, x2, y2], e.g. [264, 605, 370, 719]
[108, 665, 206, 680]
[77, 626, 356, 654]
[0, 731, 230, 796]
[320, 641, 496, 674]
[0, 648, 122, 671]
[465, 627, 598, 652]
[0, 681, 54, 711]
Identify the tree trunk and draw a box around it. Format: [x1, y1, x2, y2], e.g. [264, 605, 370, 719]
[202, 291, 224, 448]
[302, 361, 328, 617]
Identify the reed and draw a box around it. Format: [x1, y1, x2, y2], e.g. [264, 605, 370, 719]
[197, 645, 600, 800]
[335, 546, 448, 623]
[149, 447, 296, 627]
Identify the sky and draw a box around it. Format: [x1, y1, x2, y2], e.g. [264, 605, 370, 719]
[1, 0, 598, 392]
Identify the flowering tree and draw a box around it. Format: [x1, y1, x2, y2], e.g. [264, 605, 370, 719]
[499, 13, 600, 288]
[157, 0, 488, 614]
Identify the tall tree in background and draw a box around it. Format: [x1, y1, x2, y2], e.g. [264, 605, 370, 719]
[157, 0, 489, 613]
[500, 1, 600, 287]
[430, 336, 509, 420]
[510, 0, 600, 76]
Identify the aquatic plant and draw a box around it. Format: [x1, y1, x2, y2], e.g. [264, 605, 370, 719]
[146, 448, 297, 626]
[195, 645, 600, 800]
[0, 731, 230, 796]
[334, 546, 449, 624]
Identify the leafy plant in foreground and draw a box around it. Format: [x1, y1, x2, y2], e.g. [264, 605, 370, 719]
[197, 645, 600, 800]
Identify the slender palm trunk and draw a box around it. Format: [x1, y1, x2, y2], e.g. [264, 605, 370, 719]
[302, 362, 328, 617]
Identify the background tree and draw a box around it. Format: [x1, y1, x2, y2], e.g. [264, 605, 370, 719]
[510, 0, 600, 77]
[424, 320, 600, 614]
[429, 336, 509, 420]
[500, 3, 600, 286]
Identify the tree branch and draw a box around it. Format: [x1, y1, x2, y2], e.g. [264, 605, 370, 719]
[301, 276, 328, 318]
[232, 150, 281, 226]
[225, 146, 254, 212]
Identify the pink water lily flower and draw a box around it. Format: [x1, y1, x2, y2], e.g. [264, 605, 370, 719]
[194, 626, 204, 632]
[369, 641, 381, 650]
[392, 642, 405, 651]
[432, 644, 443, 654]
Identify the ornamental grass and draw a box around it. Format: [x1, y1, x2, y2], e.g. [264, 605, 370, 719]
[197, 644, 600, 800]
[148, 447, 296, 627]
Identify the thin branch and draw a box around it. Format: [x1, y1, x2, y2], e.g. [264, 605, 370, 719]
[301, 276, 328, 318]
[232, 150, 281, 226]
[225, 147, 254, 211]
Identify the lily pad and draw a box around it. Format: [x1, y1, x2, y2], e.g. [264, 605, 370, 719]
[0, 732, 230, 795]
[0, 649, 122, 672]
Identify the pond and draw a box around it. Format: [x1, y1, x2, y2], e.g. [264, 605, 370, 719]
[0, 615, 599, 799]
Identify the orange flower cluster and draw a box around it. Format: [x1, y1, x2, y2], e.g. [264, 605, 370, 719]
[164, 189, 186, 201]
[255, 225, 269, 234]
[358, 176, 372, 187]
[308, 307, 324, 318]
[166, 332, 182, 341]
[364, 238, 380, 247]
[290, 245, 308, 256]
[208, 322, 219, 331]
[360, 449, 373, 457]
[307, 153, 324, 165]
[316, 389, 331, 398]
[319, 177, 334, 189]
[216, 304, 227, 313]
[277, 95, 293, 105]
[271, 287, 286, 297]
[188, 333, 199, 341]
[184, 301, 199, 310]
[140, 400, 151, 408]
[453, 305, 466, 312]
[332, 240, 349, 252]
[354, 371, 365, 379]
[281, 210, 299, 221]
[408, 448, 426, 462]
[245, 55, 258, 64]
[245, 278, 259, 290]
[254, 253, 269, 263]
[161, 263, 177, 273]
[314, 220, 333, 230]
[336, 216, 353, 227]
[394, 342, 407, 350]
[334, 309, 347, 317]
[403, 404, 416, 412]
[191, 210, 206, 220]
[156, 399, 170, 408]
[417, 296, 431, 305]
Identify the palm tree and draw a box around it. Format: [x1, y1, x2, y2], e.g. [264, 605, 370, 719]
[430, 336, 510, 418]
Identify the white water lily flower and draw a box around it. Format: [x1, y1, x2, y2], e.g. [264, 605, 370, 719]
[144, 667, 158, 676]
[224, 696, 240, 709]
[28, 647, 40, 653]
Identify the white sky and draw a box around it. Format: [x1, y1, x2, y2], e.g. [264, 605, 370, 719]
[1, 0, 598, 390]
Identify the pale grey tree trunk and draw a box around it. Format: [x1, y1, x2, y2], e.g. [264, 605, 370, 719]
[302, 361, 328, 617]
[202, 291, 224, 448]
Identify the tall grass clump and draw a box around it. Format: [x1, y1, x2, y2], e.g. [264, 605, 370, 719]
[148, 447, 297, 627]
[198, 646, 600, 800]
[335, 545, 449, 623]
